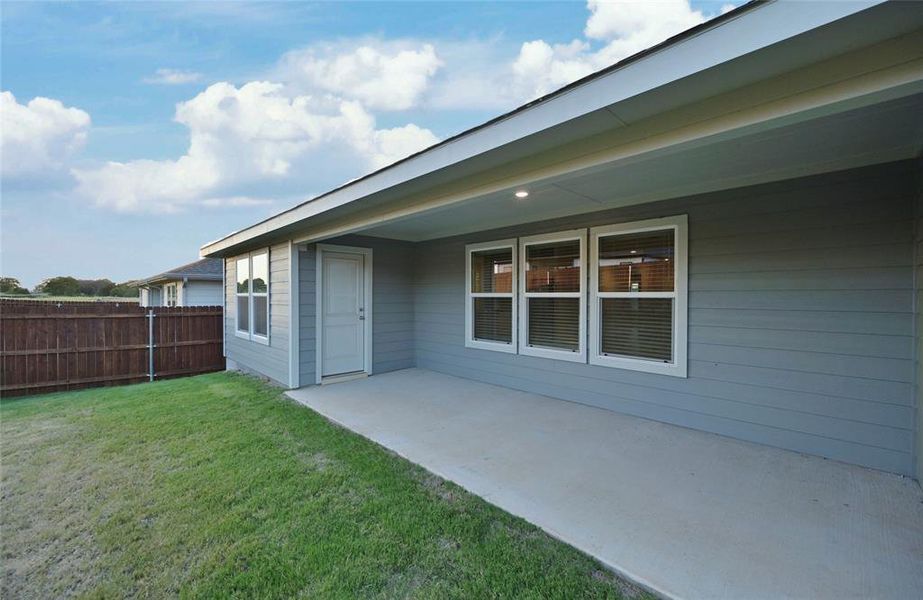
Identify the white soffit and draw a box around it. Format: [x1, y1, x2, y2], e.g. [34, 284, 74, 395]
[359, 94, 923, 241]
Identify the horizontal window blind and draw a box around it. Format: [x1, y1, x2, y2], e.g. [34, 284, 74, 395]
[521, 234, 584, 358]
[598, 230, 673, 293]
[591, 218, 685, 374]
[467, 242, 516, 351]
[525, 240, 581, 293]
[471, 249, 513, 293]
[528, 297, 579, 351]
[600, 298, 672, 361]
[473, 297, 512, 343]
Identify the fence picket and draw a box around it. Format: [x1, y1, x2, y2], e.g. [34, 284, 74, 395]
[0, 300, 225, 398]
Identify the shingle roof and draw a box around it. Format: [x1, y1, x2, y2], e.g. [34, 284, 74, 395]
[139, 258, 223, 285]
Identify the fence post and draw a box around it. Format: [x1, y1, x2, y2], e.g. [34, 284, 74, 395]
[148, 309, 155, 382]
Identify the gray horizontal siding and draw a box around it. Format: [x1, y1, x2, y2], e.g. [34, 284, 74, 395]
[183, 280, 222, 306]
[298, 236, 415, 383]
[915, 162, 923, 482]
[413, 161, 918, 475]
[225, 243, 290, 386]
[327, 235, 416, 375]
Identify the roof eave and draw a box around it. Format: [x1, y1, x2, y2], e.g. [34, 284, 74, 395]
[200, 0, 891, 258]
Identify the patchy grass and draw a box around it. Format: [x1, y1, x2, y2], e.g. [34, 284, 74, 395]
[1, 372, 650, 599]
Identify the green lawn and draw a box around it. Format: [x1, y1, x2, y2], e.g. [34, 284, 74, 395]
[1, 373, 647, 599]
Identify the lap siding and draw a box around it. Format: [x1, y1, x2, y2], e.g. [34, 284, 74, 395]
[224, 242, 290, 386]
[413, 161, 918, 475]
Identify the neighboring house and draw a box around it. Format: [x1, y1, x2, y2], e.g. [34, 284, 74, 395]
[137, 258, 223, 307]
[201, 2, 923, 481]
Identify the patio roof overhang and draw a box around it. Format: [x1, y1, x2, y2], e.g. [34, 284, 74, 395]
[200, 1, 923, 257]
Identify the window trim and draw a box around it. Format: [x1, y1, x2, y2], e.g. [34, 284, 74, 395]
[465, 239, 518, 353]
[518, 229, 587, 363]
[235, 256, 249, 338]
[164, 282, 178, 307]
[589, 215, 688, 377]
[234, 249, 270, 345]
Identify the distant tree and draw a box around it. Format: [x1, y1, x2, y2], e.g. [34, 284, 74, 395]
[0, 277, 29, 295]
[110, 282, 140, 298]
[77, 278, 115, 296]
[34, 276, 81, 296]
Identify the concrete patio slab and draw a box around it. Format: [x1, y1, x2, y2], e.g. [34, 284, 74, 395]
[286, 368, 923, 600]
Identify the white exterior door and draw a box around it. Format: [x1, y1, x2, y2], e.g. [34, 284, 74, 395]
[321, 251, 366, 376]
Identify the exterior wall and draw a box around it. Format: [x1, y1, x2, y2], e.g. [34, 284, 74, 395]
[225, 242, 290, 386]
[915, 160, 923, 482]
[298, 244, 316, 385]
[414, 161, 917, 476]
[183, 280, 223, 306]
[298, 235, 416, 384]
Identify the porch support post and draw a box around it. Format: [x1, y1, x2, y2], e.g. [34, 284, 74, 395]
[288, 240, 300, 389]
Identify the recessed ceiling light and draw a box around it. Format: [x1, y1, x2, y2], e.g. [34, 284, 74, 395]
[514, 190, 529, 199]
[630, 250, 637, 254]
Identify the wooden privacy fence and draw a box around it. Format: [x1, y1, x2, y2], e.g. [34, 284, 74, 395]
[0, 300, 225, 398]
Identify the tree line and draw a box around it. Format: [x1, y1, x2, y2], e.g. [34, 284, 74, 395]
[0, 276, 139, 298]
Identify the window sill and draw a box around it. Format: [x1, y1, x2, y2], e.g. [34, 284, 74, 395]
[519, 344, 586, 363]
[466, 339, 517, 354]
[589, 354, 687, 377]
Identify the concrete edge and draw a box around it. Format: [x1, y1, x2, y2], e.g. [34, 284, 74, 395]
[285, 390, 678, 600]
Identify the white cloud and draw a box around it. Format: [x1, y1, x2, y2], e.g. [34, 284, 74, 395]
[72, 81, 438, 213]
[430, 0, 716, 108]
[508, 0, 708, 99]
[278, 41, 442, 111]
[511, 39, 596, 101]
[1, 91, 90, 178]
[67, 1, 731, 214]
[584, 0, 705, 44]
[143, 68, 203, 85]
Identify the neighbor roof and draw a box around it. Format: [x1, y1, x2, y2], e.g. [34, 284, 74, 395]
[138, 258, 223, 286]
[201, 0, 892, 257]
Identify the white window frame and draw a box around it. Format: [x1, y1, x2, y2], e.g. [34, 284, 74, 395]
[235, 257, 249, 337]
[235, 248, 270, 345]
[589, 215, 688, 377]
[164, 283, 178, 307]
[518, 229, 587, 363]
[465, 239, 518, 353]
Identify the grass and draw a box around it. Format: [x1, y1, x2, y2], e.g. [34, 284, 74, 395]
[1, 372, 648, 599]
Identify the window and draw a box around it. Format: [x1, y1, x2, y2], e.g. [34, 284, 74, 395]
[165, 283, 178, 307]
[589, 215, 687, 376]
[466, 240, 516, 352]
[519, 230, 586, 362]
[235, 249, 270, 343]
[251, 251, 269, 338]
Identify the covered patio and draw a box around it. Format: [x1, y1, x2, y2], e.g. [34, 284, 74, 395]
[287, 368, 923, 600]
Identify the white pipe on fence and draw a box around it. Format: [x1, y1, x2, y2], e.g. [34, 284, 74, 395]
[148, 309, 155, 381]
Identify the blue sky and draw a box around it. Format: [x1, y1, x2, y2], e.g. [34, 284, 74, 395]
[1, 1, 735, 288]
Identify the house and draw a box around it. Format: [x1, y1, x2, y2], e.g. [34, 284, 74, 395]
[201, 0, 923, 486]
[137, 258, 223, 307]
